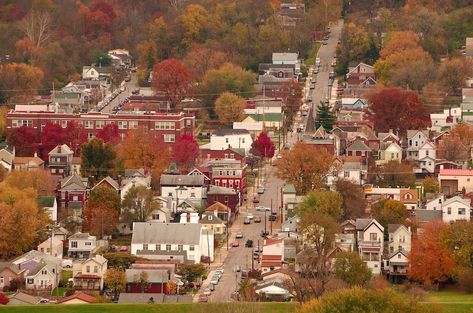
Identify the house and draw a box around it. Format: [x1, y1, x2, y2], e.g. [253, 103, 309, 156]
[412, 209, 442, 224]
[7, 291, 42, 305]
[416, 141, 436, 174]
[125, 261, 177, 294]
[406, 130, 429, 160]
[0, 262, 25, 290]
[200, 213, 226, 235]
[384, 249, 409, 283]
[37, 196, 58, 222]
[48, 144, 74, 177]
[145, 198, 171, 225]
[376, 142, 402, 166]
[399, 189, 418, 211]
[430, 107, 461, 132]
[341, 98, 366, 110]
[387, 224, 411, 254]
[12, 154, 45, 171]
[340, 219, 357, 235]
[202, 128, 253, 154]
[438, 168, 473, 195]
[82, 66, 100, 80]
[205, 201, 231, 223]
[272, 52, 300, 74]
[93, 176, 120, 193]
[345, 63, 376, 88]
[281, 216, 299, 233]
[434, 160, 462, 176]
[57, 291, 96, 304]
[355, 219, 384, 274]
[425, 194, 444, 211]
[57, 174, 89, 215]
[261, 239, 285, 273]
[120, 175, 152, 202]
[72, 157, 81, 175]
[68, 232, 97, 259]
[302, 126, 340, 155]
[378, 129, 400, 145]
[208, 159, 247, 198]
[0, 145, 14, 171]
[178, 211, 199, 223]
[25, 259, 60, 290]
[327, 156, 367, 186]
[206, 185, 240, 214]
[335, 233, 355, 252]
[242, 114, 282, 130]
[442, 196, 471, 223]
[199, 148, 246, 163]
[73, 255, 108, 291]
[131, 222, 214, 264]
[255, 281, 292, 301]
[346, 140, 371, 158]
[187, 167, 212, 186]
[461, 88, 473, 123]
[160, 174, 206, 213]
[37, 237, 63, 259]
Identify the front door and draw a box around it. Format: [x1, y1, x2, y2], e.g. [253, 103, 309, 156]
[0, 276, 4, 288]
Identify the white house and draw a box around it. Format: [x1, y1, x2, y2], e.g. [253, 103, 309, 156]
[131, 222, 214, 264]
[0, 145, 14, 171]
[430, 107, 461, 132]
[120, 176, 152, 202]
[203, 128, 253, 154]
[384, 249, 409, 282]
[82, 66, 100, 80]
[387, 224, 411, 254]
[261, 239, 285, 273]
[272, 52, 300, 73]
[37, 196, 58, 222]
[68, 232, 97, 259]
[356, 219, 384, 275]
[425, 195, 445, 211]
[73, 255, 108, 291]
[160, 175, 206, 213]
[25, 260, 61, 291]
[376, 142, 402, 166]
[442, 196, 471, 223]
[37, 237, 63, 259]
[406, 130, 429, 160]
[416, 141, 436, 174]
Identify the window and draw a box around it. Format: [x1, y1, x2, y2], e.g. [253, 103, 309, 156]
[27, 278, 34, 284]
[223, 181, 227, 187]
[189, 245, 195, 251]
[166, 244, 171, 251]
[12, 119, 33, 128]
[94, 266, 98, 273]
[344, 171, 349, 178]
[459, 207, 466, 215]
[241, 138, 245, 143]
[71, 241, 78, 248]
[164, 134, 175, 142]
[155, 121, 175, 130]
[96, 120, 105, 129]
[73, 195, 79, 201]
[156, 244, 161, 250]
[152, 213, 160, 220]
[215, 180, 220, 186]
[229, 180, 234, 188]
[369, 233, 377, 241]
[85, 242, 92, 246]
[129, 121, 138, 129]
[448, 207, 452, 215]
[87, 132, 94, 139]
[230, 153, 235, 158]
[224, 154, 229, 158]
[426, 150, 429, 156]
[398, 254, 402, 259]
[225, 138, 229, 143]
[84, 120, 93, 129]
[143, 244, 148, 250]
[190, 192, 196, 197]
[224, 196, 229, 203]
[118, 121, 127, 129]
[41, 269, 47, 275]
[86, 266, 90, 273]
[178, 244, 183, 251]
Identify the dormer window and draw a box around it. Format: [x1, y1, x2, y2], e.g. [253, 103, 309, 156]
[404, 193, 413, 200]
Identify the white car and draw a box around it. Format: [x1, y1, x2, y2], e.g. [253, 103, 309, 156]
[246, 213, 254, 220]
[235, 232, 243, 239]
[256, 206, 271, 212]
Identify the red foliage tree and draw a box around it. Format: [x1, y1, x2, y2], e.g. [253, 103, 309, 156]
[41, 122, 65, 159]
[6, 125, 38, 157]
[63, 121, 88, 156]
[151, 58, 194, 109]
[95, 123, 120, 145]
[408, 221, 455, 286]
[172, 134, 200, 172]
[251, 131, 275, 158]
[0, 292, 9, 305]
[367, 88, 431, 137]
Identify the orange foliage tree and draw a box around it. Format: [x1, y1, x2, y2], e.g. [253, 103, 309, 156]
[82, 185, 120, 238]
[408, 221, 455, 286]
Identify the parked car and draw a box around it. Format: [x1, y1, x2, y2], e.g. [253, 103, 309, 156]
[232, 241, 240, 247]
[257, 187, 265, 194]
[261, 230, 269, 238]
[199, 294, 209, 302]
[216, 267, 224, 274]
[236, 232, 243, 239]
[208, 283, 215, 291]
[254, 216, 262, 223]
[246, 213, 254, 220]
[256, 206, 270, 211]
[269, 215, 277, 221]
[235, 265, 241, 272]
[310, 84, 315, 89]
[244, 217, 251, 224]
[203, 288, 212, 296]
[245, 240, 254, 248]
[210, 276, 219, 285]
[253, 195, 260, 203]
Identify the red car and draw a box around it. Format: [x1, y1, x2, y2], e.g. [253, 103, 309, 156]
[232, 241, 240, 247]
[253, 196, 260, 203]
[254, 216, 262, 223]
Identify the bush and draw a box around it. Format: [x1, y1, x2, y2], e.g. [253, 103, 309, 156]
[369, 276, 390, 290]
[7, 277, 24, 292]
[0, 293, 9, 305]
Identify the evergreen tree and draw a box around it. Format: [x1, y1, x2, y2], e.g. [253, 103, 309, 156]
[315, 101, 335, 131]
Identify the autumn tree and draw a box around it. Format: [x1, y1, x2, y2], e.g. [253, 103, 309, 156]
[371, 199, 409, 229]
[0, 63, 44, 102]
[0, 184, 48, 258]
[315, 101, 336, 131]
[151, 58, 194, 109]
[177, 263, 207, 282]
[277, 80, 302, 128]
[177, 4, 209, 46]
[421, 176, 439, 195]
[63, 121, 87, 156]
[121, 186, 157, 224]
[40, 122, 64, 159]
[438, 57, 473, 96]
[104, 268, 126, 301]
[441, 221, 473, 270]
[172, 134, 199, 172]
[437, 135, 469, 163]
[83, 185, 120, 238]
[409, 221, 455, 286]
[276, 142, 333, 194]
[334, 251, 372, 287]
[335, 179, 367, 220]
[336, 22, 374, 75]
[214, 92, 246, 123]
[95, 123, 120, 145]
[367, 88, 431, 137]
[250, 131, 275, 159]
[183, 44, 228, 80]
[0, 292, 8, 305]
[2, 169, 55, 196]
[6, 125, 38, 156]
[81, 138, 117, 179]
[0, 106, 7, 141]
[297, 191, 343, 221]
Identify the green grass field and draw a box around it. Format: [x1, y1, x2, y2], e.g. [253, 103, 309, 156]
[0, 302, 298, 313]
[424, 291, 473, 313]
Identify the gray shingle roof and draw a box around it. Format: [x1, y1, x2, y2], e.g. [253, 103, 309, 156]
[207, 185, 238, 195]
[355, 218, 373, 230]
[125, 268, 170, 283]
[132, 223, 202, 245]
[387, 224, 402, 233]
[346, 140, 371, 152]
[413, 209, 442, 223]
[160, 175, 204, 186]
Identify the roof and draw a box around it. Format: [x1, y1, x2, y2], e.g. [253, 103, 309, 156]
[8, 291, 41, 304]
[264, 239, 283, 246]
[69, 232, 95, 240]
[57, 292, 96, 304]
[413, 209, 442, 223]
[282, 184, 296, 194]
[13, 156, 44, 166]
[49, 144, 73, 155]
[27, 259, 48, 276]
[355, 218, 374, 230]
[439, 169, 473, 176]
[407, 129, 429, 139]
[125, 268, 170, 283]
[37, 196, 55, 207]
[124, 168, 147, 178]
[272, 52, 298, 62]
[94, 176, 120, 190]
[387, 224, 403, 233]
[206, 201, 231, 213]
[443, 196, 471, 207]
[214, 127, 250, 136]
[60, 175, 88, 190]
[207, 185, 238, 195]
[0, 262, 23, 275]
[131, 222, 202, 245]
[200, 213, 225, 225]
[346, 140, 371, 152]
[388, 248, 409, 259]
[160, 175, 204, 186]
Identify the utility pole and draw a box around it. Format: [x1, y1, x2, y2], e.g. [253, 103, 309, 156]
[264, 209, 267, 237]
[270, 199, 273, 235]
[251, 248, 254, 270]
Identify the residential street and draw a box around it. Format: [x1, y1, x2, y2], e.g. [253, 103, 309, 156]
[99, 73, 139, 113]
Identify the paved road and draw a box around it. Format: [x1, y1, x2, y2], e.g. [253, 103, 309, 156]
[306, 20, 344, 130]
[99, 73, 139, 113]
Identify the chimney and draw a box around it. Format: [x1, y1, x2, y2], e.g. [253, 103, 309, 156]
[34, 152, 38, 158]
[186, 212, 190, 223]
[57, 145, 61, 153]
[389, 129, 393, 134]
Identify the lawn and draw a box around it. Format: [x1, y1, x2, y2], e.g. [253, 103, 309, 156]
[0, 302, 298, 313]
[304, 42, 322, 67]
[423, 291, 473, 313]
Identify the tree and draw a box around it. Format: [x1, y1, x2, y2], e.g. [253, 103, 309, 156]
[315, 102, 335, 131]
[63, 121, 87, 156]
[177, 263, 207, 282]
[198, 63, 256, 108]
[136, 271, 151, 293]
[151, 58, 194, 109]
[298, 287, 437, 313]
[81, 138, 117, 179]
[297, 191, 343, 221]
[371, 200, 408, 229]
[367, 88, 431, 137]
[335, 179, 367, 220]
[183, 44, 228, 80]
[0, 184, 48, 259]
[0, 106, 7, 141]
[0, 63, 44, 102]
[104, 268, 126, 301]
[121, 186, 157, 224]
[250, 131, 275, 159]
[277, 80, 302, 128]
[95, 123, 120, 145]
[0, 164, 6, 183]
[437, 135, 469, 163]
[376, 160, 416, 188]
[40, 122, 64, 159]
[167, 280, 177, 295]
[276, 142, 333, 194]
[2, 169, 55, 196]
[421, 176, 439, 195]
[103, 252, 138, 270]
[172, 134, 199, 172]
[83, 185, 120, 238]
[334, 251, 372, 287]
[441, 221, 473, 269]
[6, 125, 38, 156]
[409, 221, 455, 286]
[177, 4, 209, 46]
[214, 92, 246, 123]
[438, 57, 473, 95]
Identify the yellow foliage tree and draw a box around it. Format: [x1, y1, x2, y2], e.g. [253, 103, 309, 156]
[214, 92, 246, 124]
[2, 169, 55, 196]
